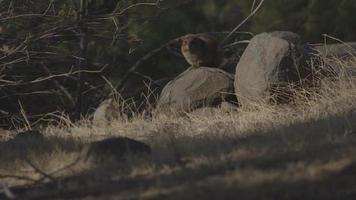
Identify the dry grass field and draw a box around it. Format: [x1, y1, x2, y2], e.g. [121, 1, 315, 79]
[1, 54, 356, 199]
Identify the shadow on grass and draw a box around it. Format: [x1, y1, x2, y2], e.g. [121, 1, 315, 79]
[0, 137, 82, 159]
[2, 110, 356, 200]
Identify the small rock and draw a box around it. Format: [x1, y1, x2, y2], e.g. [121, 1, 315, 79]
[83, 137, 151, 161]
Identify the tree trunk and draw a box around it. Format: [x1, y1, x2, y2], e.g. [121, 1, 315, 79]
[76, 0, 88, 118]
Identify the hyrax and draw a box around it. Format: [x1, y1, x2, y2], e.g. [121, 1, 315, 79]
[179, 33, 220, 68]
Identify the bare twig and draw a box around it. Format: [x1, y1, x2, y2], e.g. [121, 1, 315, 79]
[220, 0, 265, 45]
[24, 157, 57, 184]
[140, 80, 160, 111]
[251, 0, 257, 12]
[322, 34, 356, 54]
[0, 14, 58, 22]
[0, 174, 35, 182]
[18, 100, 31, 130]
[33, 154, 84, 185]
[41, 64, 76, 108]
[101, 75, 119, 96]
[115, 38, 178, 91]
[222, 40, 251, 49]
[0, 67, 105, 87]
[101, 3, 159, 19]
[133, 71, 167, 87]
[45, 112, 77, 128]
[0, 182, 16, 199]
[42, 0, 55, 16]
[209, 31, 254, 37]
[0, 91, 56, 100]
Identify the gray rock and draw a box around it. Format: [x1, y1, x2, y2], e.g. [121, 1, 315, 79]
[83, 137, 151, 161]
[235, 31, 310, 105]
[157, 67, 236, 113]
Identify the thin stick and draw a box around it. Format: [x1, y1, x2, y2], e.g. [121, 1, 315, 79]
[101, 75, 119, 96]
[24, 157, 57, 183]
[0, 67, 105, 87]
[220, 0, 265, 46]
[322, 34, 356, 53]
[0, 174, 35, 182]
[0, 14, 58, 22]
[18, 100, 31, 130]
[222, 40, 251, 49]
[0, 182, 16, 199]
[41, 64, 76, 108]
[42, 0, 55, 16]
[33, 154, 84, 185]
[115, 38, 178, 91]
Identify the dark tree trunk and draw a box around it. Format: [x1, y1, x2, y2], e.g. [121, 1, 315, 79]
[76, 0, 88, 118]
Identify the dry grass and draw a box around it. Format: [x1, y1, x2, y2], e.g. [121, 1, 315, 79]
[1, 54, 356, 199]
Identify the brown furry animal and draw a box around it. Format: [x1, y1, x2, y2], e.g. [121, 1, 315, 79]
[179, 33, 220, 68]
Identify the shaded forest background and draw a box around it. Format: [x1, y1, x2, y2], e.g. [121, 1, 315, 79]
[1, 0, 356, 128]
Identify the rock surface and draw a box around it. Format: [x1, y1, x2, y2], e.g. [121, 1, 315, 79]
[157, 67, 236, 113]
[235, 31, 310, 105]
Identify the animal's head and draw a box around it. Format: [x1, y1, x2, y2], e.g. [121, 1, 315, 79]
[180, 34, 206, 54]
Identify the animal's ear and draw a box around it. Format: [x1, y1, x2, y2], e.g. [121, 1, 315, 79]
[192, 37, 205, 47]
[176, 37, 183, 44]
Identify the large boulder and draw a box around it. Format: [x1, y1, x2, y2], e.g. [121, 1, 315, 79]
[157, 67, 236, 113]
[235, 31, 311, 105]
